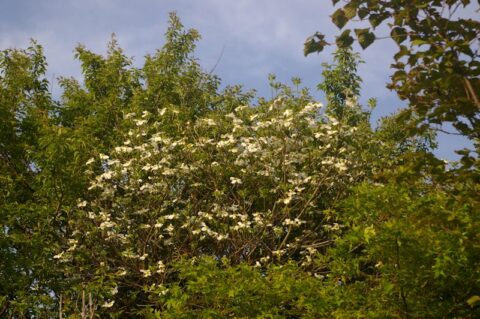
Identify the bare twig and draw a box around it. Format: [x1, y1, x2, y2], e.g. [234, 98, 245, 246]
[463, 77, 480, 111]
[82, 290, 86, 319]
[89, 293, 94, 319]
[59, 294, 63, 319]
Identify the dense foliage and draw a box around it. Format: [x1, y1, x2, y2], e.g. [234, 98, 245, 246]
[1, 7, 479, 319]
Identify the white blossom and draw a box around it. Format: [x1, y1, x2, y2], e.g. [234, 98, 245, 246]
[140, 269, 152, 277]
[77, 200, 87, 208]
[230, 177, 242, 185]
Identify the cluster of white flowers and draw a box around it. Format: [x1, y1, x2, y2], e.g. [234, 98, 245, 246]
[61, 96, 370, 305]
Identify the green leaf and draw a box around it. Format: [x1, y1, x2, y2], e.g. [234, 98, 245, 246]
[369, 12, 389, 28]
[358, 7, 369, 20]
[364, 225, 376, 243]
[331, 9, 349, 29]
[411, 39, 429, 46]
[336, 29, 354, 48]
[343, 2, 358, 19]
[355, 28, 375, 49]
[467, 295, 480, 308]
[391, 27, 408, 44]
[394, 45, 409, 60]
[304, 32, 329, 56]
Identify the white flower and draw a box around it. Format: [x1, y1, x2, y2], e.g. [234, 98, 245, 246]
[157, 260, 166, 274]
[282, 190, 295, 205]
[99, 221, 116, 230]
[124, 112, 135, 119]
[115, 146, 133, 153]
[303, 102, 322, 113]
[335, 162, 347, 172]
[107, 159, 119, 166]
[230, 177, 242, 185]
[86, 157, 95, 165]
[345, 96, 357, 108]
[216, 234, 228, 241]
[135, 119, 147, 126]
[53, 251, 64, 259]
[101, 171, 113, 180]
[272, 249, 285, 257]
[99, 154, 109, 160]
[203, 118, 216, 126]
[77, 200, 87, 208]
[140, 269, 151, 277]
[102, 300, 115, 308]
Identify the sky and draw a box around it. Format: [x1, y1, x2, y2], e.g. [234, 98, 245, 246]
[0, 0, 474, 160]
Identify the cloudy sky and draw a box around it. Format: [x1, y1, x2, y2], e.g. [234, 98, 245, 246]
[0, 0, 473, 160]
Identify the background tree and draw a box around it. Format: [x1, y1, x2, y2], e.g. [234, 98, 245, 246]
[305, 0, 480, 159]
[304, 1, 480, 317]
[0, 42, 61, 317]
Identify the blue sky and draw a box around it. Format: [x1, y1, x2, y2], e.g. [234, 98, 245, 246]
[1, 0, 473, 160]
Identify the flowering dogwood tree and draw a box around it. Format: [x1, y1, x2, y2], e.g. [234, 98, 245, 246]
[58, 83, 378, 313]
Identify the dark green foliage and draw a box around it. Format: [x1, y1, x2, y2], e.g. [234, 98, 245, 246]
[143, 257, 331, 318]
[326, 164, 480, 318]
[0, 41, 59, 317]
[317, 47, 368, 126]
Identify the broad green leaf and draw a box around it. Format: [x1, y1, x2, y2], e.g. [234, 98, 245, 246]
[304, 32, 328, 56]
[391, 27, 408, 44]
[355, 28, 375, 49]
[369, 12, 389, 28]
[394, 45, 409, 60]
[358, 7, 369, 20]
[336, 29, 354, 48]
[343, 2, 358, 19]
[331, 9, 349, 29]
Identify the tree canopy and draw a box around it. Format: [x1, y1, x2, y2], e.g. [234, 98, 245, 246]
[0, 7, 479, 318]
